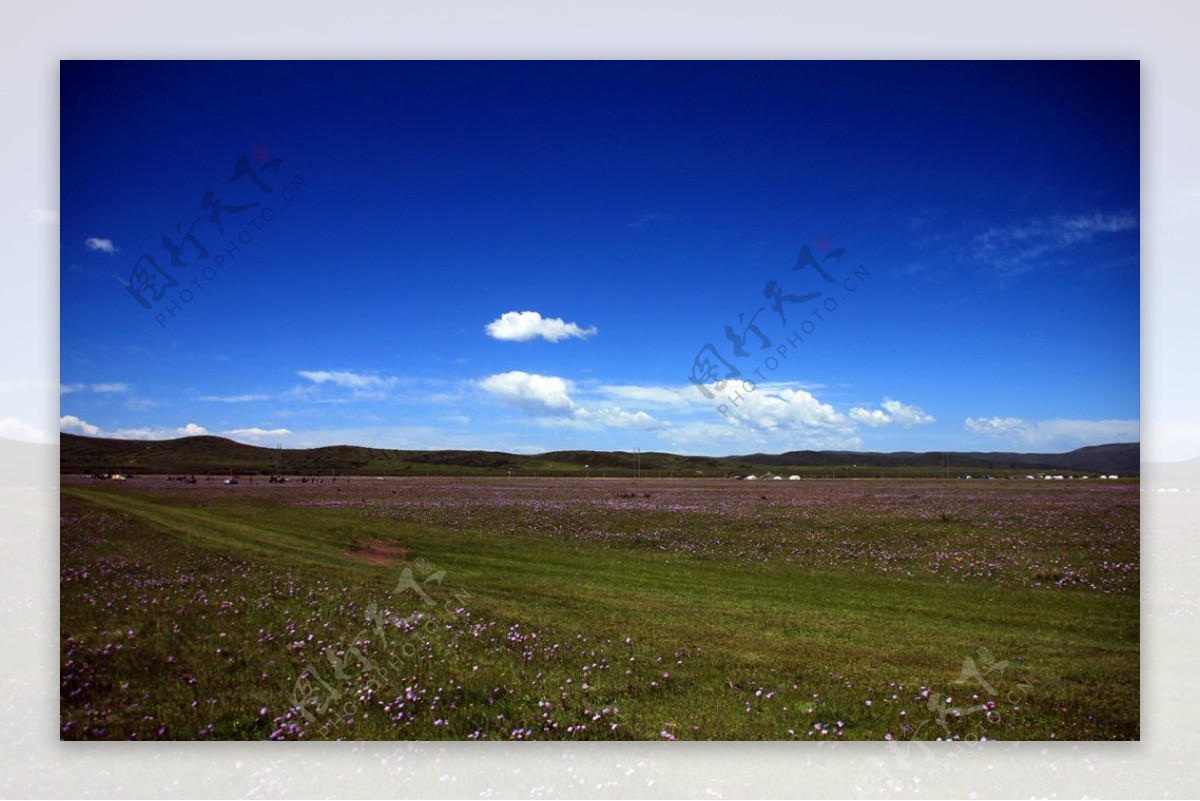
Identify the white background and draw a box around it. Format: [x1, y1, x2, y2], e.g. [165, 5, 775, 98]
[1, 1, 1194, 797]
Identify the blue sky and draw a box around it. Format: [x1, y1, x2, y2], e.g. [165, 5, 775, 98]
[58, 60, 1140, 456]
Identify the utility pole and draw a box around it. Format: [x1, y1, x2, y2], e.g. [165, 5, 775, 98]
[636, 447, 640, 480]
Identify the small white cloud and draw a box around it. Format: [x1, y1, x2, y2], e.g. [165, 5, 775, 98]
[84, 237, 118, 254]
[593, 408, 662, 430]
[973, 210, 1137, 276]
[30, 209, 58, 224]
[201, 393, 269, 403]
[480, 371, 575, 414]
[849, 398, 936, 428]
[598, 384, 695, 411]
[485, 311, 597, 343]
[124, 397, 158, 412]
[554, 407, 664, 431]
[224, 427, 292, 438]
[297, 370, 399, 391]
[62, 420, 224, 441]
[59, 415, 102, 436]
[107, 428, 156, 440]
[656, 420, 746, 449]
[965, 416, 1139, 449]
[60, 382, 129, 395]
[965, 416, 1032, 438]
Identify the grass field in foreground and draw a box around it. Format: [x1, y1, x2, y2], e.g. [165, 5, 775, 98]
[60, 477, 1138, 741]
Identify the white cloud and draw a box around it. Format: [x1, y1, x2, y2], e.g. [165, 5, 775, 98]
[480, 372, 666, 431]
[0, 418, 52, 443]
[109, 423, 209, 440]
[485, 311, 597, 343]
[123, 397, 158, 412]
[223, 427, 292, 438]
[60, 417, 213, 440]
[105, 428, 159, 440]
[725, 387, 850, 434]
[608, 409, 661, 430]
[598, 384, 695, 411]
[655, 417, 864, 454]
[30, 209, 58, 224]
[554, 407, 664, 431]
[297, 370, 398, 390]
[296, 370, 400, 398]
[964, 416, 1139, 449]
[655, 420, 747, 451]
[849, 398, 936, 428]
[964, 416, 1031, 438]
[60, 382, 129, 394]
[973, 210, 1138, 276]
[480, 371, 575, 414]
[84, 237, 118, 254]
[59, 415, 101, 436]
[201, 393, 270, 403]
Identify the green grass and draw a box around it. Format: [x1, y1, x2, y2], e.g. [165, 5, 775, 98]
[60, 479, 1138, 741]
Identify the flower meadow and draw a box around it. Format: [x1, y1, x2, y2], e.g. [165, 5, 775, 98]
[60, 476, 1138, 740]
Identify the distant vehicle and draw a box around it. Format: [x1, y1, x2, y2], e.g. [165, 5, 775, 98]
[772, 475, 783, 481]
[789, 475, 801, 481]
[745, 475, 758, 481]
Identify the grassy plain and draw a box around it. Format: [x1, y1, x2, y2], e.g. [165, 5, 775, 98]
[60, 476, 1138, 741]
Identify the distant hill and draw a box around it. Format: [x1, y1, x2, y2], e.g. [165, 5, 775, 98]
[59, 433, 1140, 478]
[735, 443, 1140, 475]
